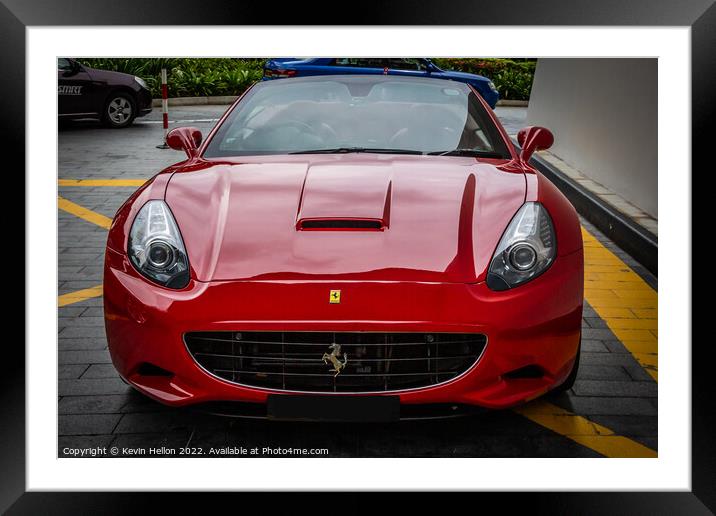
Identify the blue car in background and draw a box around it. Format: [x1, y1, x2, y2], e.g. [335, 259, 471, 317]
[263, 58, 500, 108]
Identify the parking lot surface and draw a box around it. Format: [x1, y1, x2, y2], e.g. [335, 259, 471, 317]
[58, 106, 657, 458]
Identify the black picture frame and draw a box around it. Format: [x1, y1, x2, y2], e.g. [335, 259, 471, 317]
[5, 0, 710, 512]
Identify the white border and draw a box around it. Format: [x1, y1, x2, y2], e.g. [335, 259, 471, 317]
[28, 27, 690, 490]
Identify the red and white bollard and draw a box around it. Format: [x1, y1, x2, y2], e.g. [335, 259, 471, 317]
[156, 68, 170, 149]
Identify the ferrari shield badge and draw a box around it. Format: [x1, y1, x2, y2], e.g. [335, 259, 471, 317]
[329, 289, 341, 304]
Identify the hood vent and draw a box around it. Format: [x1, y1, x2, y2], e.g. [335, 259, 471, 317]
[295, 163, 392, 232]
[297, 218, 384, 231]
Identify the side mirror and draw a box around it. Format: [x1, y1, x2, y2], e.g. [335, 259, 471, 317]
[166, 126, 203, 159]
[517, 126, 554, 163]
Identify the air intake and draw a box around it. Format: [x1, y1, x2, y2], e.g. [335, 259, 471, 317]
[297, 218, 384, 231]
[503, 365, 544, 379]
[136, 362, 174, 377]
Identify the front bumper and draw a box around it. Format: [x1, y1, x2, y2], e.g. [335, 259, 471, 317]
[135, 87, 153, 117]
[104, 247, 583, 410]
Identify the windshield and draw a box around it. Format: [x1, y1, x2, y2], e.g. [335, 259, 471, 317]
[203, 76, 510, 158]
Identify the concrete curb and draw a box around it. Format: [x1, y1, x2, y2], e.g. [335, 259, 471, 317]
[152, 96, 529, 108]
[151, 96, 239, 107]
[497, 100, 529, 107]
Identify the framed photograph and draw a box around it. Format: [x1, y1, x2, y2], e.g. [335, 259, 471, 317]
[6, 0, 711, 511]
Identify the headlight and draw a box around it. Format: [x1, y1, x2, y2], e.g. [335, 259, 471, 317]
[128, 200, 190, 289]
[134, 76, 148, 89]
[486, 202, 556, 291]
[488, 80, 498, 93]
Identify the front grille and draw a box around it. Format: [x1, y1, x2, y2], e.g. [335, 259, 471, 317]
[184, 331, 487, 393]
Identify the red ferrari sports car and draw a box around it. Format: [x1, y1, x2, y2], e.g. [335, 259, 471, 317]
[104, 75, 583, 421]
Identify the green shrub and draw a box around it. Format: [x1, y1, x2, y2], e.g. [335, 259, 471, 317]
[77, 58, 265, 98]
[77, 58, 535, 101]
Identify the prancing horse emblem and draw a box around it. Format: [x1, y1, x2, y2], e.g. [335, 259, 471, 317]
[322, 343, 348, 377]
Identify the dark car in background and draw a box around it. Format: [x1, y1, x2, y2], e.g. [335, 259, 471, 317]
[263, 58, 500, 108]
[58, 58, 152, 128]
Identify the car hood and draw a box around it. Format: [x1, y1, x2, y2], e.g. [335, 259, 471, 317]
[86, 67, 135, 85]
[165, 155, 526, 283]
[266, 58, 304, 66]
[435, 70, 491, 85]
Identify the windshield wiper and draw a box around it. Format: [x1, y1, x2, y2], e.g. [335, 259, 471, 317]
[427, 149, 506, 158]
[290, 147, 424, 155]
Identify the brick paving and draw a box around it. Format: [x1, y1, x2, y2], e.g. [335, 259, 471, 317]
[57, 107, 657, 457]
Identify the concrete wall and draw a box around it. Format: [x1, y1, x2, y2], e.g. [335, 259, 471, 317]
[527, 59, 657, 217]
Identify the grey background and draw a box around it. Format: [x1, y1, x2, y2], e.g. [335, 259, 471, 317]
[528, 59, 658, 217]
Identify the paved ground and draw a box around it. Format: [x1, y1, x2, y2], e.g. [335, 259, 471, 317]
[57, 106, 658, 458]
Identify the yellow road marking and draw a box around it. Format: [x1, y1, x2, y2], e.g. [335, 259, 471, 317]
[606, 318, 658, 330]
[59, 179, 147, 187]
[58, 196, 112, 229]
[631, 308, 657, 319]
[58, 285, 103, 307]
[581, 227, 658, 381]
[589, 307, 637, 319]
[514, 400, 657, 458]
